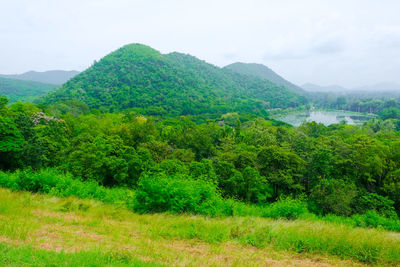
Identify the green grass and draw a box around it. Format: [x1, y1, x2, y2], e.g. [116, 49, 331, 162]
[0, 188, 399, 266]
[0, 168, 135, 207]
[0, 243, 160, 267]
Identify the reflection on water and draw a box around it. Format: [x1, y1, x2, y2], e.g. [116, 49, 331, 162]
[276, 111, 372, 126]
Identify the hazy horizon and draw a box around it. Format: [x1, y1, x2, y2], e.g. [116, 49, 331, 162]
[1, 0, 400, 88]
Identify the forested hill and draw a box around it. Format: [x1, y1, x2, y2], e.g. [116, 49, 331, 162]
[0, 76, 57, 103]
[40, 44, 307, 115]
[0, 70, 80, 85]
[224, 62, 304, 94]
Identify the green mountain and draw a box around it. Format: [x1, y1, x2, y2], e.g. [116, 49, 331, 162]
[0, 77, 57, 103]
[224, 62, 304, 93]
[40, 44, 307, 116]
[0, 70, 79, 85]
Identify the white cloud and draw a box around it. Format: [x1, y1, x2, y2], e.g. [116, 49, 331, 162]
[1, 0, 400, 87]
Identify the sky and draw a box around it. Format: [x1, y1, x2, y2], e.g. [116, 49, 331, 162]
[1, 0, 400, 88]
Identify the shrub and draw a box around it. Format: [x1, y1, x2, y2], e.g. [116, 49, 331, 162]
[159, 159, 188, 175]
[355, 193, 398, 220]
[262, 198, 309, 220]
[310, 179, 357, 216]
[0, 168, 134, 207]
[133, 172, 230, 216]
[352, 210, 400, 232]
[189, 159, 217, 184]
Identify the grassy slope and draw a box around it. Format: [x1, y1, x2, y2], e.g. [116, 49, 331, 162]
[1, 189, 399, 266]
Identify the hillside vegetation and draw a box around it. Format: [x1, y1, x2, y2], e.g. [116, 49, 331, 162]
[0, 77, 56, 103]
[224, 62, 305, 94]
[2, 97, 400, 221]
[40, 44, 307, 115]
[2, 43, 400, 266]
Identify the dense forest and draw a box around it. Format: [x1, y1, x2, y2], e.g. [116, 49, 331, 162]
[39, 44, 307, 116]
[2, 95, 400, 222]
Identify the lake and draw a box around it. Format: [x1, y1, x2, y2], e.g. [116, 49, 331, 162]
[276, 110, 373, 126]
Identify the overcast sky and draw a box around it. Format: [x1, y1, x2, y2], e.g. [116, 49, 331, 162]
[1, 0, 400, 87]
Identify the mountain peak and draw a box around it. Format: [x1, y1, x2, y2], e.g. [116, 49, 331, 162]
[109, 43, 162, 61]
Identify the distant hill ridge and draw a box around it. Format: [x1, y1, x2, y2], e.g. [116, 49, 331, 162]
[224, 62, 305, 94]
[0, 76, 56, 103]
[40, 43, 307, 116]
[302, 82, 400, 93]
[0, 70, 80, 85]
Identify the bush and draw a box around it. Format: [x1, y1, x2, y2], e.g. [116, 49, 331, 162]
[355, 193, 398, 220]
[310, 179, 357, 216]
[352, 210, 400, 232]
[159, 159, 188, 175]
[262, 198, 309, 220]
[315, 211, 400, 233]
[133, 172, 231, 216]
[0, 168, 134, 207]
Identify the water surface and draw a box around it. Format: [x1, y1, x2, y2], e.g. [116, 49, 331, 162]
[276, 110, 373, 126]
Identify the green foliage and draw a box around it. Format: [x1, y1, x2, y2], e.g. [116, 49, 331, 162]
[0, 169, 134, 206]
[310, 179, 357, 216]
[189, 159, 217, 183]
[0, 116, 25, 152]
[257, 145, 305, 198]
[159, 159, 188, 175]
[0, 243, 157, 267]
[241, 166, 272, 203]
[0, 116, 25, 170]
[355, 193, 398, 219]
[380, 107, 400, 120]
[1, 95, 400, 229]
[0, 96, 8, 110]
[133, 173, 230, 216]
[67, 135, 142, 186]
[310, 90, 400, 115]
[352, 210, 400, 232]
[262, 198, 309, 220]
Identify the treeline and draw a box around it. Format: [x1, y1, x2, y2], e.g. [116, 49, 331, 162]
[1, 96, 400, 220]
[311, 92, 400, 119]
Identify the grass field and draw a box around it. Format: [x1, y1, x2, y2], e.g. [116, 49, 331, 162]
[1, 188, 400, 266]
